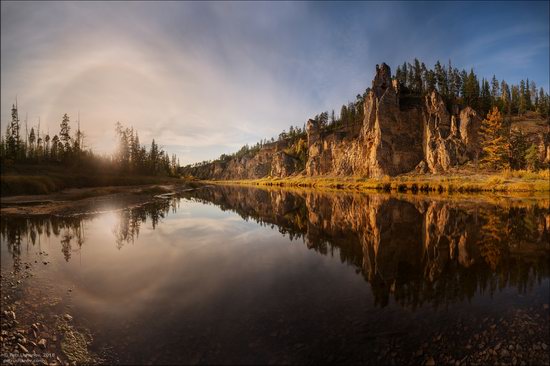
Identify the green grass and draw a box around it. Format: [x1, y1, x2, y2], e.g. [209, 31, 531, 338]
[204, 169, 550, 194]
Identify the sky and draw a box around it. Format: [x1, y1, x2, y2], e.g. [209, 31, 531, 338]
[1, 1, 549, 164]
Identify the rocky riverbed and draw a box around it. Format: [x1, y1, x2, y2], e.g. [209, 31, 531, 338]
[0, 256, 102, 365]
[371, 307, 550, 366]
[4, 257, 546, 366]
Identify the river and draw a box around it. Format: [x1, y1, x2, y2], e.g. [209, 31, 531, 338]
[1, 185, 549, 365]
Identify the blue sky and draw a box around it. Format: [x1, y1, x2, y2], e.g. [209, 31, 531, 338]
[1, 1, 548, 164]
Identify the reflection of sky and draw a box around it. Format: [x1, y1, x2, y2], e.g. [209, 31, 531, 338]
[1, 191, 549, 363]
[2, 199, 354, 328]
[1, 2, 548, 164]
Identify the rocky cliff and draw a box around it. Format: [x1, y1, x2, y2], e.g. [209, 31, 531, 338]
[182, 63, 545, 180]
[302, 64, 486, 177]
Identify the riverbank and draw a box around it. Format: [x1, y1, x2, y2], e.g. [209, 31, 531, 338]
[0, 183, 196, 216]
[1, 184, 548, 365]
[205, 169, 550, 193]
[1, 261, 103, 364]
[1, 164, 186, 196]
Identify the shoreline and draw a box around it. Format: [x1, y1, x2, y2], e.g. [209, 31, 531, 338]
[1, 183, 548, 365]
[0, 183, 196, 217]
[1, 175, 548, 217]
[201, 170, 550, 194]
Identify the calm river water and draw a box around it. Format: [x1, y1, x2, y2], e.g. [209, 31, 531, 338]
[1, 185, 549, 364]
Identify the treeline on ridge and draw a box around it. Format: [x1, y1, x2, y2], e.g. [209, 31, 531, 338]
[188, 58, 550, 171]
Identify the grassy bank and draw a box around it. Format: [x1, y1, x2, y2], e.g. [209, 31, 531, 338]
[1, 164, 184, 196]
[205, 169, 550, 193]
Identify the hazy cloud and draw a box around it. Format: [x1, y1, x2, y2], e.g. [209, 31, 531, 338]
[1, 1, 548, 164]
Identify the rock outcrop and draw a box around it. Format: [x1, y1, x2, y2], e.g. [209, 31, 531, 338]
[271, 151, 301, 178]
[185, 141, 286, 180]
[422, 91, 470, 172]
[459, 107, 482, 158]
[182, 62, 536, 180]
[360, 63, 424, 176]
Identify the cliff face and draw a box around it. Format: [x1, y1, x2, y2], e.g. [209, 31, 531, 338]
[183, 63, 487, 179]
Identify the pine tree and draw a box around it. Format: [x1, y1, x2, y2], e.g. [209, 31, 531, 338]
[463, 69, 480, 110]
[511, 85, 520, 115]
[354, 95, 364, 123]
[402, 62, 408, 88]
[28, 127, 36, 146]
[413, 58, 423, 93]
[434, 61, 448, 97]
[318, 111, 329, 127]
[518, 80, 527, 115]
[421, 62, 428, 91]
[537, 88, 548, 117]
[509, 129, 528, 169]
[407, 63, 414, 90]
[28, 127, 36, 159]
[480, 79, 492, 116]
[132, 131, 143, 172]
[529, 80, 537, 110]
[150, 139, 159, 174]
[491, 75, 499, 101]
[395, 65, 403, 86]
[460, 69, 468, 98]
[479, 107, 510, 170]
[447, 60, 455, 102]
[51, 135, 60, 161]
[525, 144, 540, 171]
[525, 79, 532, 111]
[74, 117, 83, 155]
[115, 122, 131, 171]
[452, 68, 462, 101]
[500, 81, 510, 115]
[59, 113, 71, 159]
[44, 134, 51, 159]
[340, 105, 348, 127]
[7, 103, 21, 159]
[425, 69, 436, 93]
[59, 114, 71, 143]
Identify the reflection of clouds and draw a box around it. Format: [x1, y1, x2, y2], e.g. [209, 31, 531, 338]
[1, 188, 549, 316]
[57, 202, 303, 320]
[186, 186, 550, 309]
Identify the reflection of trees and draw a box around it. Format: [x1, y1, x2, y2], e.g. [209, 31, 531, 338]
[185, 186, 550, 310]
[0, 198, 180, 264]
[1, 215, 85, 264]
[112, 199, 178, 249]
[2, 187, 548, 310]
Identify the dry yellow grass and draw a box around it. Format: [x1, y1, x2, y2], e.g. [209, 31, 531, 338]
[203, 169, 550, 193]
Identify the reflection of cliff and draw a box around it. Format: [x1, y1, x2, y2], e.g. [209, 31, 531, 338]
[185, 186, 550, 309]
[2, 187, 549, 309]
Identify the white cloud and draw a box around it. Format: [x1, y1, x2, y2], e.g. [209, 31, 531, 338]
[1, 2, 548, 165]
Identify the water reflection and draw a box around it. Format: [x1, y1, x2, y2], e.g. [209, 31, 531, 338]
[1, 198, 179, 263]
[182, 186, 549, 309]
[1, 186, 549, 310]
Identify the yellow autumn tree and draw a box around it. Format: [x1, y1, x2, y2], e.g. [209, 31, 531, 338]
[479, 107, 510, 170]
